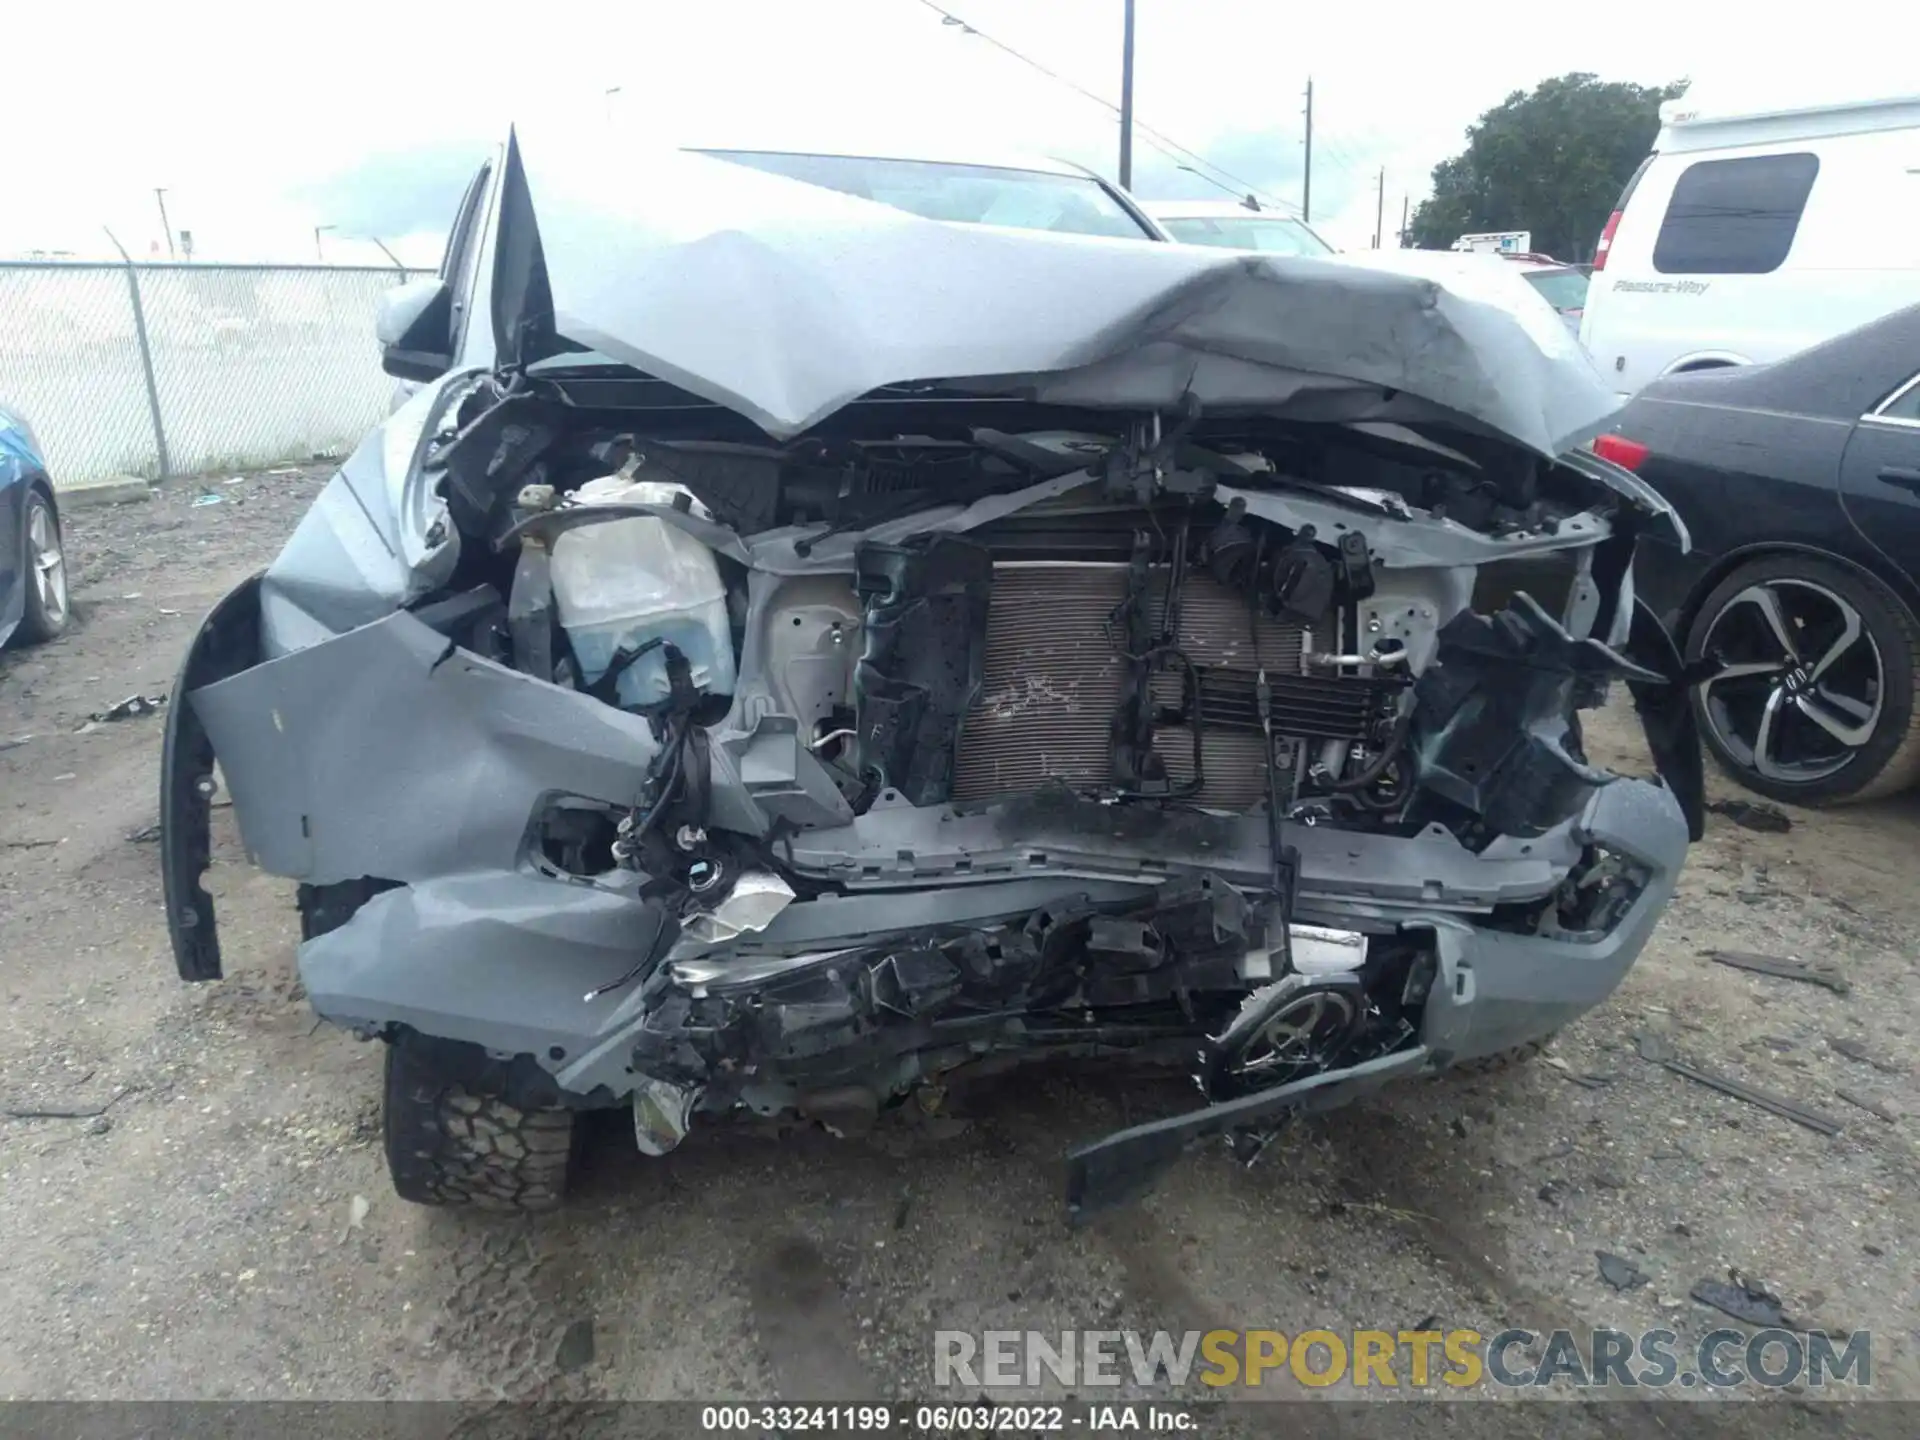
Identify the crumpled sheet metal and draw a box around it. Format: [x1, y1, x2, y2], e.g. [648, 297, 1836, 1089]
[503, 123, 1623, 457]
[676, 871, 796, 948]
[190, 609, 662, 885]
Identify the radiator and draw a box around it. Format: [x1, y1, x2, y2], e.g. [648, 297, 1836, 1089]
[951, 562, 1311, 810]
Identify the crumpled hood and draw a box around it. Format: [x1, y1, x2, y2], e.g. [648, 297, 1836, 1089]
[495, 123, 1623, 459]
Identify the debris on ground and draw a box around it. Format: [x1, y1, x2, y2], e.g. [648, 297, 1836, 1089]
[1707, 798, 1793, 833]
[1700, 949, 1851, 995]
[1835, 1090, 1896, 1123]
[0, 735, 30, 753]
[1635, 1032, 1677, 1064]
[1635, 1034, 1844, 1136]
[1597, 1252, 1650, 1291]
[4, 1085, 139, 1120]
[1544, 1056, 1615, 1088]
[1829, 1036, 1903, 1074]
[1690, 1274, 1788, 1328]
[88, 694, 166, 723]
[192, 493, 224, 507]
[347, 1195, 370, 1231]
[555, 1317, 596, 1372]
[126, 822, 162, 843]
[1, 838, 63, 851]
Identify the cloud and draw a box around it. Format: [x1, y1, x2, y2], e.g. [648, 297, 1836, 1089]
[3, 0, 1905, 264]
[292, 142, 492, 245]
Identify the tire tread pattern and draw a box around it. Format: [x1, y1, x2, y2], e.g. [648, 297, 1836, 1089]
[383, 1043, 576, 1213]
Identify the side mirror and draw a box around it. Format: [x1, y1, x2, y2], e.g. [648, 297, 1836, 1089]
[376, 278, 454, 382]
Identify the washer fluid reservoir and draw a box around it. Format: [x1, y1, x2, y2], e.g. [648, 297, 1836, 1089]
[549, 475, 736, 707]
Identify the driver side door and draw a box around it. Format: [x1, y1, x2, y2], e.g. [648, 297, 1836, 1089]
[1837, 370, 1920, 586]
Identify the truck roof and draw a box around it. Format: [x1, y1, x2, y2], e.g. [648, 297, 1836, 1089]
[1656, 87, 1920, 154]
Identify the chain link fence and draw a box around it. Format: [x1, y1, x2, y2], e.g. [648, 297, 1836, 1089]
[0, 260, 433, 487]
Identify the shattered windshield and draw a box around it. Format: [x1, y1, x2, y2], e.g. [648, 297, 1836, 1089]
[698, 150, 1157, 240]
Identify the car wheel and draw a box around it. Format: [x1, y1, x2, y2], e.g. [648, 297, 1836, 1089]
[16, 486, 70, 644]
[1686, 556, 1920, 805]
[382, 1039, 579, 1213]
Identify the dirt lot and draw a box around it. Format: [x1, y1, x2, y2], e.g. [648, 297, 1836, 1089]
[1, 468, 1915, 1427]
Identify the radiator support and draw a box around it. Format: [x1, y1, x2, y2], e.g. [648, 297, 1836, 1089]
[951, 561, 1395, 811]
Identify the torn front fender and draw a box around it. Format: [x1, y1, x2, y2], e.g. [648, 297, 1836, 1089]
[188, 608, 662, 887]
[161, 573, 264, 981]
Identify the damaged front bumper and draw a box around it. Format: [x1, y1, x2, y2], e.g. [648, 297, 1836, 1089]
[163, 587, 1690, 1211]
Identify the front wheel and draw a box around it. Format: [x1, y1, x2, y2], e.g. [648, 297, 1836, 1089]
[16, 487, 70, 645]
[382, 1040, 579, 1212]
[1685, 555, 1920, 805]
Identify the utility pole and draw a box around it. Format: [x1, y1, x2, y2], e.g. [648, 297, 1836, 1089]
[153, 189, 175, 260]
[1301, 78, 1313, 222]
[1399, 194, 1409, 249]
[1373, 168, 1385, 249]
[1118, 0, 1136, 189]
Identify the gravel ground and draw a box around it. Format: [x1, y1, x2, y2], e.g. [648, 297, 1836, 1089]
[1, 467, 1915, 1430]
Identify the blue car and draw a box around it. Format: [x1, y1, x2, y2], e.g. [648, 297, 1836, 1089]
[0, 401, 69, 649]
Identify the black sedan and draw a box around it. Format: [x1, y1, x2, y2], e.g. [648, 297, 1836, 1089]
[1618, 303, 1920, 805]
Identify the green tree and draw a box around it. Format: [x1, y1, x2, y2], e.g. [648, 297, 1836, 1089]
[1408, 73, 1685, 259]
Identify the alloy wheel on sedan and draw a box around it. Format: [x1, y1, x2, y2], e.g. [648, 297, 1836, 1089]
[1687, 557, 1920, 805]
[17, 490, 70, 643]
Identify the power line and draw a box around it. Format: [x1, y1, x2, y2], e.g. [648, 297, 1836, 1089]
[1314, 132, 1370, 181]
[913, 0, 1301, 214]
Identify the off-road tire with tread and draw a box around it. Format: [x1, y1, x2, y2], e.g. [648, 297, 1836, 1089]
[382, 1040, 579, 1212]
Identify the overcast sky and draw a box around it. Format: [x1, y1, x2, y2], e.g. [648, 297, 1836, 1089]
[5, 0, 1908, 265]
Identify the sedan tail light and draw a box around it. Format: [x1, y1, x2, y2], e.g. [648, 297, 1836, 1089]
[1592, 433, 1649, 471]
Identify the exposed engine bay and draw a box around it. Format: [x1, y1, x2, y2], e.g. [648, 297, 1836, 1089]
[157, 123, 1713, 1213]
[159, 355, 1697, 1213]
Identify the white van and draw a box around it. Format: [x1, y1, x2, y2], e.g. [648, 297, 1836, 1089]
[1579, 89, 1920, 399]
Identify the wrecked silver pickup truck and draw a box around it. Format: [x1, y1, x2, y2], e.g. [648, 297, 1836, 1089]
[160, 131, 1700, 1217]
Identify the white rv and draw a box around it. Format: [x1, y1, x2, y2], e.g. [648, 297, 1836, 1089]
[1579, 86, 1920, 398]
[1451, 231, 1532, 255]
